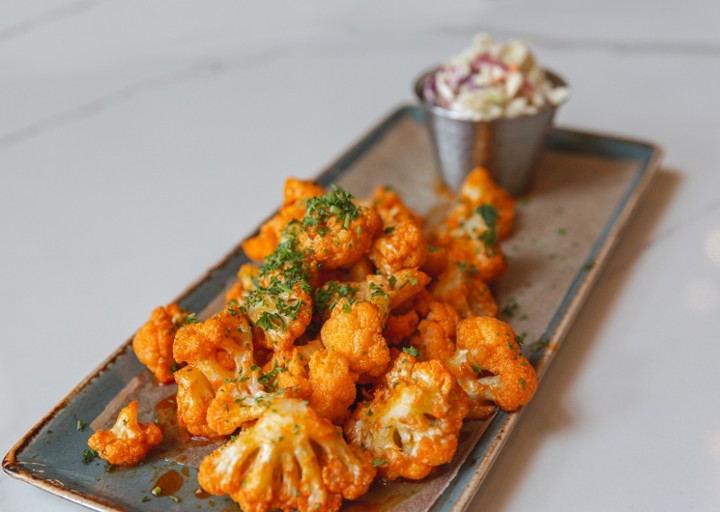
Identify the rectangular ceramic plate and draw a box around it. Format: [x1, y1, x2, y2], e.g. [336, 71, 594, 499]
[3, 105, 662, 512]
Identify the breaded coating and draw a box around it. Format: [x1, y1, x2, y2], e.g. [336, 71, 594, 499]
[87, 400, 162, 466]
[450, 316, 537, 419]
[344, 354, 469, 481]
[242, 178, 324, 261]
[173, 307, 274, 435]
[132, 303, 191, 384]
[430, 263, 498, 318]
[320, 299, 390, 378]
[308, 349, 358, 425]
[299, 186, 382, 269]
[198, 398, 375, 512]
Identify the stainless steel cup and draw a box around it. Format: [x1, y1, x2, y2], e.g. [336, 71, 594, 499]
[414, 69, 568, 195]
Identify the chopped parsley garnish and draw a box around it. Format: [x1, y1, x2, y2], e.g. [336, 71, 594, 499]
[82, 449, 98, 464]
[76, 419, 84, 432]
[151, 486, 162, 497]
[372, 458, 388, 467]
[501, 299, 519, 318]
[476, 204, 499, 247]
[313, 281, 358, 316]
[402, 346, 420, 357]
[530, 337, 550, 352]
[184, 312, 199, 324]
[302, 185, 360, 232]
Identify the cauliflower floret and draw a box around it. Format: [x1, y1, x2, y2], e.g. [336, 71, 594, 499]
[264, 340, 323, 400]
[87, 400, 162, 466]
[410, 300, 459, 362]
[449, 316, 537, 419]
[307, 349, 358, 425]
[198, 397, 375, 512]
[369, 219, 428, 275]
[430, 263, 498, 318]
[131, 303, 192, 384]
[173, 307, 274, 435]
[436, 203, 508, 283]
[320, 299, 390, 378]
[225, 263, 260, 305]
[344, 354, 469, 481]
[357, 269, 431, 320]
[174, 366, 216, 438]
[453, 166, 515, 240]
[264, 342, 357, 424]
[243, 277, 313, 351]
[299, 185, 382, 269]
[369, 185, 424, 227]
[367, 186, 429, 275]
[383, 309, 419, 345]
[242, 178, 325, 261]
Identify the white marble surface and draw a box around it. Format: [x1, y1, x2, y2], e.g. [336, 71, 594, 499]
[2, 1, 720, 511]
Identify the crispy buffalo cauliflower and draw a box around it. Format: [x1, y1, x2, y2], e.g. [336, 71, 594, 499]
[263, 340, 323, 400]
[240, 221, 316, 350]
[173, 307, 274, 435]
[452, 166, 515, 240]
[132, 303, 192, 384]
[430, 263, 498, 318]
[320, 298, 390, 378]
[449, 316, 537, 419]
[198, 397, 375, 512]
[243, 277, 313, 351]
[344, 354, 469, 481]
[173, 366, 216, 437]
[307, 349, 358, 425]
[369, 219, 428, 275]
[410, 299, 459, 362]
[434, 202, 508, 283]
[242, 178, 325, 261]
[299, 185, 382, 269]
[264, 341, 358, 424]
[87, 400, 162, 466]
[383, 309, 420, 345]
[367, 186, 429, 275]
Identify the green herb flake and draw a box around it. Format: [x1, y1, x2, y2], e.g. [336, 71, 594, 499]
[402, 346, 420, 357]
[372, 458, 388, 467]
[476, 204, 499, 247]
[501, 298, 519, 318]
[76, 419, 84, 432]
[151, 486, 162, 497]
[530, 337, 551, 352]
[82, 449, 98, 465]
